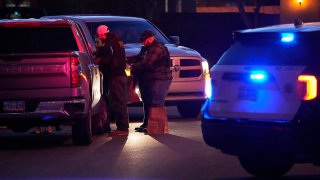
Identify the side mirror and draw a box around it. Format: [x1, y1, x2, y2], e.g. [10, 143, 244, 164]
[169, 36, 180, 45]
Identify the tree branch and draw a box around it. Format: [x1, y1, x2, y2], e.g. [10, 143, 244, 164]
[235, 0, 252, 29]
[254, 0, 262, 28]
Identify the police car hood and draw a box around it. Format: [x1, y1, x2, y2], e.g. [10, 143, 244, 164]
[125, 43, 201, 57]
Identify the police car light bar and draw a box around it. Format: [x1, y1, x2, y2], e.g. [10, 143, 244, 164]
[281, 33, 295, 43]
[250, 71, 268, 83]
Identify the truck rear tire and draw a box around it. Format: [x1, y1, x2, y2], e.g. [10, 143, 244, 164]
[72, 108, 92, 146]
[238, 154, 293, 177]
[177, 102, 202, 118]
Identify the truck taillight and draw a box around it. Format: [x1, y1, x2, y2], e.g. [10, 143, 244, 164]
[2, 22, 41, 27]
[297, 75, 317, 101]
[71, 56, 80, 87]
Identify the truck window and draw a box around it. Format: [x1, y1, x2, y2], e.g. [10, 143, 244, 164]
[218, 32, 320, 66]
[85, 21, 170, 44]
[0, 27, 78, 53]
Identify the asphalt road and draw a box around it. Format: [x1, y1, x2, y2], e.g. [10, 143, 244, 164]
[0, 107, 320, 180]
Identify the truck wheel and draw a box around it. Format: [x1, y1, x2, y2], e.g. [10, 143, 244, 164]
[177, 102, 202, 118]
[238, 154, 293, 177]
[72, 108, 92, 146]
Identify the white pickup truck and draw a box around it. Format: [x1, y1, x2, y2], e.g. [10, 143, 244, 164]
[43, 15, 211, 118]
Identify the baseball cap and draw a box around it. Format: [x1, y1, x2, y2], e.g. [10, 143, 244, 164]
[97, 25, 109, 35]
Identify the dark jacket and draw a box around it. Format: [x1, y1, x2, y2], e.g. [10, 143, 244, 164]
[95, 32, 126, 77]
[131, 40, 172, 81]
[126, 46, 147, 85]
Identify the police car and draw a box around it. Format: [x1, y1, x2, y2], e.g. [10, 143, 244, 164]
[201, 20, 320, 177]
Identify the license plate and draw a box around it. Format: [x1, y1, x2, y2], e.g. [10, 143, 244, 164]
[3, 101, 25, 112]
[238, 87, 258, 101]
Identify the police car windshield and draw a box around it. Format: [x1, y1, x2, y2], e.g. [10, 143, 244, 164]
[86, 21, 170, 44]
[218, 32, 320, 66]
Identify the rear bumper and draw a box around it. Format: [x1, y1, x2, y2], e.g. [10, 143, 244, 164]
[201, 115, 295, 156]
[201, 97, 320, 163]
[0, 99, 87, 126]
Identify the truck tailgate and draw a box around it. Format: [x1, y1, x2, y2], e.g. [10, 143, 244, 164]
[0, 53, 71, 90]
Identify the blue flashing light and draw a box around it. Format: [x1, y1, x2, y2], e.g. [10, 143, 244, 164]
[281, 33, 295, 43]
[250, 71, 268, 83]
